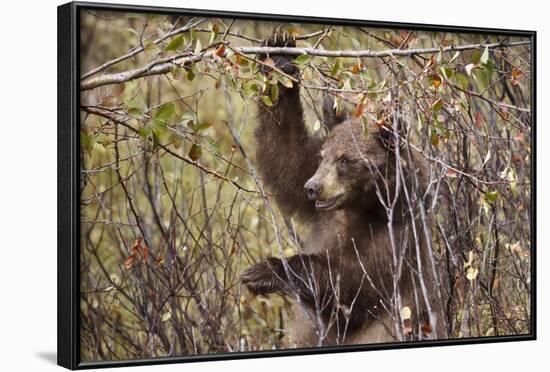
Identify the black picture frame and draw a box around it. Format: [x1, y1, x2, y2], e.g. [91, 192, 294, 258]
[58, 1, 537, 369]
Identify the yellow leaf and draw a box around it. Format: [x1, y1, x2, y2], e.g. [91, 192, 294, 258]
[400, 306, 412, 320]
[161, 311, 172, 322]
[464, 250, 474, 268]
[466, 267, 479, 281]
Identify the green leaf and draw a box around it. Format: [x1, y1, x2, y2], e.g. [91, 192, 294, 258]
[170, 66, 185, 80]
[417, 112, 424, 131]
[244, 80, 260, 96]
[275, 74, 293, 88]
[150, 119, 167, 136]
[144, 40, 161, 54]
[81, 131, 94, 152]
[209, 23, 219, 44]
[439, 66, 453, 80]
[432, 99, 443, 112]
[485, 190, 500, 203]
[471, 50, 481, 63]
[455, 72, 469, 90]
[186, 69, 195, 81]
[194, 122, 211, 133]
[261, 95, 273, 107]
[207, 139, 222, 156]
[270, 83, 279, 102]
[166, 35, 184, 51]
[295, 54, 310, 65]
[154, 103, 175, 123]
[331, 59, 342, 76]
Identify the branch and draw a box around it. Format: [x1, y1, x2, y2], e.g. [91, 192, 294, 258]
[234, 39, 531, 58]
[82, 28, 327, 80]
[81, 40, 531, 91]
[81, 105, 259, 194]
[81, 17, 207, 80]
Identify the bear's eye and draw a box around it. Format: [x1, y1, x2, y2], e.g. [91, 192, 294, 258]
[338, 157, 350, 166]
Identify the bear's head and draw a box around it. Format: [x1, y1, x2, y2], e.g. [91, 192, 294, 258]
[304, 97, 400, 212]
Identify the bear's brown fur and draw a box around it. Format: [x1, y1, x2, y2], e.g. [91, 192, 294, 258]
[241, 30, 445, 346]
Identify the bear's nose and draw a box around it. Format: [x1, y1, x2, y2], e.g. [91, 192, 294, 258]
[304, 180, 320, 200]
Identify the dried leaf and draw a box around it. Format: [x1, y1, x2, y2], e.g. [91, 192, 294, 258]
[114, 83, 126, 96]
[354, 103, 366, 118]
[511, 67, 523, 79]
[100, 95, 118, 108]
[421, 322, 433, 335]
[431, 74, 442, 89]
[474, 111, 484, 128]
[445, 168, 458, 178]
[141, 244, 149, 263]
[124, 254, 137, 270]
[430, 131, 440, 147]
[513, 132, 525, 142]
[213, 44, 226, 58]
[156, 255, 165, 266]
[263, 57, 275, 67]
[188, 144, 202, 161]
[403, 318, 413, 334]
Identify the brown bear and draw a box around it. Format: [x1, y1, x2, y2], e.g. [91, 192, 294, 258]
[241, 30, 445, 347]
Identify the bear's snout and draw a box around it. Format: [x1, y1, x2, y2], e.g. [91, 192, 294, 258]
[304, 179, 320, 200]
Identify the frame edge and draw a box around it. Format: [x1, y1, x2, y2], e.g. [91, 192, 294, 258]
[62, 2, 537, 369]
[58, 1, 78, 370]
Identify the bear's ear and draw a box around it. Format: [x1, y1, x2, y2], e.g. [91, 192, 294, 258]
[322, 95, 347, 130]
[376, 118, 406, 152]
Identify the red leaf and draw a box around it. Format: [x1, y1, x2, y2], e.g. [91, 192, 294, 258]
[213, 44, 226, 58]
[124, 254, 137, 270]
[141, 244, 149, 263]
[421, 322, 433, 335]
[474, 111, 484, 128]
[354, 103, 366, 118]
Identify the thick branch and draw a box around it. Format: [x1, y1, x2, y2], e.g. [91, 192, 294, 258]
[81, 40, 530, 91]
[235, 40, 530, 58]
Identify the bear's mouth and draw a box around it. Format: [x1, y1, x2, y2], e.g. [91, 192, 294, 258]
[315, 195, 341, 210]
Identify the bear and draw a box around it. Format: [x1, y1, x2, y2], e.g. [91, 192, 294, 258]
[241, 29, 445, 347]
